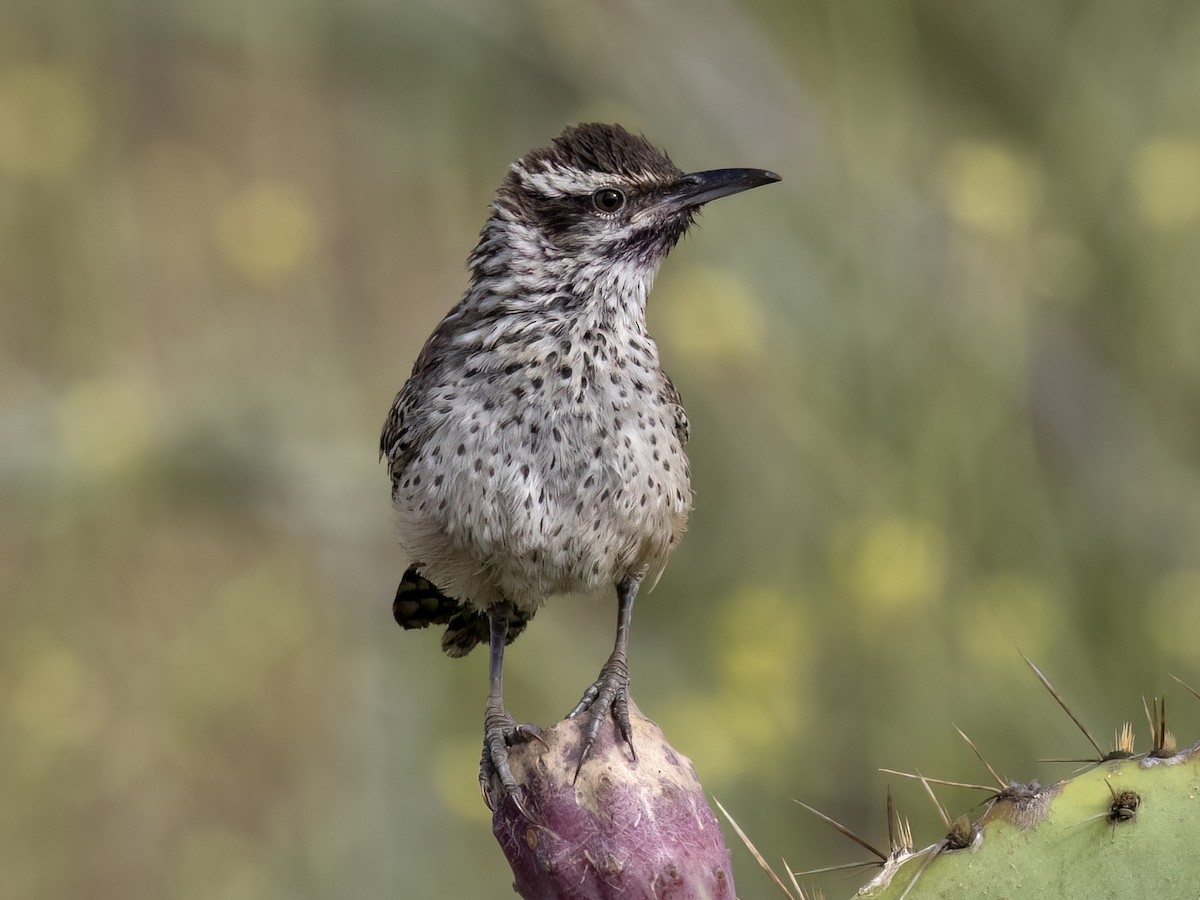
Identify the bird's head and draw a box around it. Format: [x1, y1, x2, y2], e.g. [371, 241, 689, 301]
[471, 123, 779, 300]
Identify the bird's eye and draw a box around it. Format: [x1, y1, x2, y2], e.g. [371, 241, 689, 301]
[592, 188, 626, 213]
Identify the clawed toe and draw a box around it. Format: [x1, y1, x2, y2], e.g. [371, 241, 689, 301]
[567, 655, 634, 780]
[479, 712, 544, 813]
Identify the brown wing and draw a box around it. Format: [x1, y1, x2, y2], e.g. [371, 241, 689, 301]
[379, 382, 417, 483]
[661, 373, 690, 446]
[379, 305, 471, 485]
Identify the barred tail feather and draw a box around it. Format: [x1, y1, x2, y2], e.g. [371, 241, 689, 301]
[392, 567, 460, 628]
[391, 566, 529, 658]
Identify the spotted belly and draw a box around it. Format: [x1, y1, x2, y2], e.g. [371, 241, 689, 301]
[392, 399, 691, 614]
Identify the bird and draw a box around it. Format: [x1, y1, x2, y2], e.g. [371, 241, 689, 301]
[380, 123, 779, 805]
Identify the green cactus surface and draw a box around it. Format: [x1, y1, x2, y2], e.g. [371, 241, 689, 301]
[860, 743, 1200, 899]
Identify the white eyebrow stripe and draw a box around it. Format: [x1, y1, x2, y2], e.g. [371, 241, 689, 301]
[512, 162, 611, 196]
[511, 161, 667, 197]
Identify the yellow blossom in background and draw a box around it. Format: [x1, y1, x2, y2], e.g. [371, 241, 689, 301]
[662, 689, 779, 782]
[10, 643, 108, 767]
[655, 265, 765, 363]
[1129, 137, 1200, 231]
[660, 586, 809, 780]
[56, 377, 158, 478]
[215, 181, 318, 286]
[0, 63, 92, 182]
[433, 734, 493, 823]
[713, 585, 808, 692]
[835, 515, 945, 614]
[162, 558, 318, 723]
[937, 140, 1042, 238]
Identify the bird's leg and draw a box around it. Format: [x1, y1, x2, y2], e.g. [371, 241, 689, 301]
[568, 576, 640, 779]
[479, 604, 543, 812]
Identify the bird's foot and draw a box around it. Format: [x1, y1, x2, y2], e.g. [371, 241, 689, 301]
[479, 706, 545, 815]
[567, 652, 634, 780]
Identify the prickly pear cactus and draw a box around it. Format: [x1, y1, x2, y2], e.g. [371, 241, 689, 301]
[860, 742, 1200, 898]
[491, 701, 736, 900]
[724, 675, 1200, 900]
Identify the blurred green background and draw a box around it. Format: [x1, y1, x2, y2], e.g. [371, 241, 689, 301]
[4, 1, 1200, 897]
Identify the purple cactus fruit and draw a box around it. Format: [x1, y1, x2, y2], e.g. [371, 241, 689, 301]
[491, 702, 735, 900]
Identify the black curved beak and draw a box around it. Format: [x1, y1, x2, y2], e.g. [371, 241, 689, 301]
[664, 168, 781, 212]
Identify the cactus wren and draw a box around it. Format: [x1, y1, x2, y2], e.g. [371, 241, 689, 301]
[381, 123, 779, 803]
